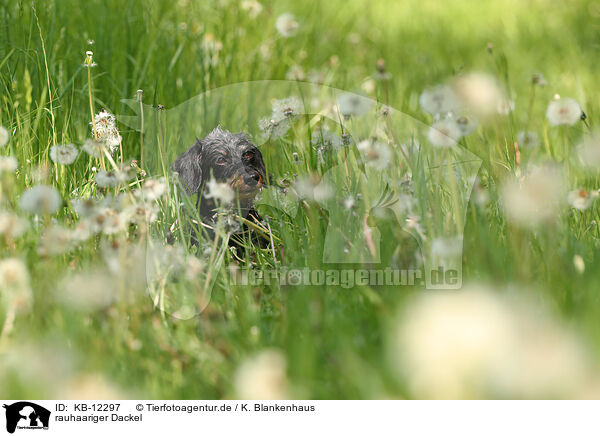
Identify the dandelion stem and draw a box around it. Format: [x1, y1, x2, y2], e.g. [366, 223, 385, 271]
[525, 82, 536, 131]
[138, 90, 145, 172]
[33, 6, 56, 149]
[88, 67, 97, 140]
[157, 107, 168, 177]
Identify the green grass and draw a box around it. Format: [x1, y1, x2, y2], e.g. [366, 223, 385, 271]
[1, 0, 600, 399]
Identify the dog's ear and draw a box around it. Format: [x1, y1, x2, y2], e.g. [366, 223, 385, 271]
[171, 139, 203, 194]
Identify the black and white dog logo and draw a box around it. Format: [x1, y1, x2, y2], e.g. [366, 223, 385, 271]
[3, 402, 50, 434]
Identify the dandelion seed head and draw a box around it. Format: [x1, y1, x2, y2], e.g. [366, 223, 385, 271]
[453, 114, 479, 136]
[532, 73, 547, 87]
[357, 139, 392, 169]
[205, 178, 235, 204]
[337, 92, 372, 117]
[90, 110, 122, 152]
[310, 128, 343, 151]
[241, 0, 263, 18]
[82, 138, 108, 158]
[395, 285, 591, 399]
[275, 13, 299, 37]
[70, 219, 94, 242]
[0, 212, 28, 239]
[125, 202, 159, 225]
[0, 156, 18, 175]
[567, 189, 597, 211]
[60, 270, 117, 311]
[19, 185, 62, 215]
[577, 133, 600, 172]
[285, 65, 305, 81]
[546, 98, 582, 126]
[501, 165, 565, 228]
[258, 117, 290, 139]
[293, 175, 333, 202]
[517, 131, 539, 148]
[573, 255, 585, 274]
[95, 169, 131, 188]
[0, 258, 32, 313]
[136, 177, 167, 202]
[272, 97, 303, 120]
[452, 73, 505, 118]
[235, 349, 289, 400]
[39, 225, 74, 256]
[427, 120, 462, 147]
[496, 98, 515, 115]
[0, 126, 10, 147]
[50, 144, 79, 165]
[419, 84, 460, 115]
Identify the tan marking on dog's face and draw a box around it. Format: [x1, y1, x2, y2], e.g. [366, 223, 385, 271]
[229, 174, 263, 199]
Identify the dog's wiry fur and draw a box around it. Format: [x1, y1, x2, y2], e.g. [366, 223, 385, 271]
[171, 126, 266, 243]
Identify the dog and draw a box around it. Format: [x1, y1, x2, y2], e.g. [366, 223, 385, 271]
[171, 126, 267, 244]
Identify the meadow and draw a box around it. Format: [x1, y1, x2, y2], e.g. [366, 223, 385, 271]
[1, 0, 600, 399]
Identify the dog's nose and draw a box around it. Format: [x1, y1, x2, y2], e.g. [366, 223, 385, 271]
[243, 173, 261, 186]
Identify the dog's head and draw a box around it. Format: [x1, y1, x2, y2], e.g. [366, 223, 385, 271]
[171, 126, 266, 203]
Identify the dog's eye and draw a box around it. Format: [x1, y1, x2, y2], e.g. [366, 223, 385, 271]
[216, 156, 227, 165]
[242, 151, 255, 161]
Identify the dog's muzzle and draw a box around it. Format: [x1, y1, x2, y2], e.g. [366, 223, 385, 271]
[231, 172, 263, 198]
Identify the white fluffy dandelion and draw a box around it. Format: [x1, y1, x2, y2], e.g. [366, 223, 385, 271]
[395, 285, 591, 399]
[567, 189, 597, 211]
[96, 169, 129, 188]
[577, 133, 600, 171]
[275, 13, 299, 37]
[70, 219, 94, 242]
[272, 97, 303, 120]
[496, 98, 515, 115]
[90, 110, 122, 151]
[82, 138, 108, 158]
[357, 140, 392, 170]
[337, 92, 372, 117]
[452, 73, 505, 118]
[241, 0, 263, 18]
[292, 175, 333, 202]
[517, 131, 539, 148]
[94, 208, 128, 235]
[71, 198, 98, 218]
[0, 258, 32, 313]
[311, 129, 343, 150]
[135, 177, 167, 201]
[60, 270, 116, 311]
[258, 117, 291, 139]
[573, 255, 585, 274]
[39, 225, 74, 256]
[0, 212, 28, 239]
[453, 114, 479, 136]
[419, 84, 460, 115]
[234, 349, 289, 400]
[205, 178, 234, 204]
[125, 202, 159, 225]
[501, 166, 565, 228]
[50, 144, 79, 165]
[285, 65, 305, 81]
[546, 97, 582, 126]
[427, 120, 462, 147]
[0, 126, 9, 147]
[19, 185, 62, 215]
[0, 156, 18, 175]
